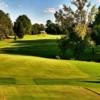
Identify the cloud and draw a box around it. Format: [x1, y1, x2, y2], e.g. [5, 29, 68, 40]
[59, 4, 64, 9]
[44, 8, 56, 14]
[0, 0, 8, 11]
[97, 0, 100, 2]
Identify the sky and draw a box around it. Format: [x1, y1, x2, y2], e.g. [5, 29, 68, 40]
[0, 0, 100, 24]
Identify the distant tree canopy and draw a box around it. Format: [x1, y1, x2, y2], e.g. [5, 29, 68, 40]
[13, 15, 32, 38]
[45, 20, 57, 34]
[92, 7, 100, 45]
[31, 23, 45, 35]
[0, 10, 13, 39]
[45, 20, 66, 35]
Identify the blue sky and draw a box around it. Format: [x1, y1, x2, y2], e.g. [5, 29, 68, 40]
[0, 0, 100, 24]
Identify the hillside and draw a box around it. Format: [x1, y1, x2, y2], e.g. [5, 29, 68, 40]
[0, 35, 100, 100]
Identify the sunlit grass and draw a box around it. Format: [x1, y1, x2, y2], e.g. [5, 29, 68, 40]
[0, 54, 100, 99]
[20, 34, 61, 40]
[0, 34, 100, 100]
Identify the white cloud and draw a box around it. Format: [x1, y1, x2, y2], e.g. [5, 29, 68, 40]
[44, 8, 56, 14]
[59, 4, 64, 9]
[97, 0, 100, 2]
[0, 0, 8, 11]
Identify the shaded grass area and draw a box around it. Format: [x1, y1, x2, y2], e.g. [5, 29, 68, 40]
[80, 46, 100, 62]
[0, 39, 61, 58]
[0, 77, 100, 88]
[0, 77, 16, 85]
[0, 36, 100, 61]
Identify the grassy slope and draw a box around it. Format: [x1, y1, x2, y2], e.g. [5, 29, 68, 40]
[0, 54, 100, 100]
[0, 34, 100, 100]
[0, 34, 61, 58]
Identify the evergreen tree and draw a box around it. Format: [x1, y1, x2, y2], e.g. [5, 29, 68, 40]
[14, 15, 32, 38]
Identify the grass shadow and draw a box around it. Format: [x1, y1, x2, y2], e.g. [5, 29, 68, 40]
[0, 39, 61, 58]
[0, 77, 16, 85]
[82, 80, 100, 84]
[33, 78, 100, 86]
[0, 77, 99, 87]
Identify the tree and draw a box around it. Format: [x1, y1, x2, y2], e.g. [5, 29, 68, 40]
[13, 15, 32, 38]
[74, 24, 88, 40]
[14, 21, 24, 38]
[31, 23, 45, 34]
[55, 0, 96, 59]
[92, 7, 100, 45]
[88, 5, 98, 25]
[93, 7, 100, 25]
[0, 10, 13, 39]
[45, 20, 67, 34]
[45, 20, 57, 34]
[40, 24, 45, 32]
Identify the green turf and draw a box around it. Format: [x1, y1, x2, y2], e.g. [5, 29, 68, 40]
[0, 34, 100, 61]
[0, 34, 100, 100]
[0, 34, 61, 58]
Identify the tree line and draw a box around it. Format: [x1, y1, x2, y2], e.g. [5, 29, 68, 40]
[0, 11, 46, 39]
[0, 9, 69, 40]
[54, 0, 100, 61]
[0, 3, 99, 43]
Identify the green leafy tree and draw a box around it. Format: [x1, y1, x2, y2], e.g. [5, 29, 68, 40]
[14, 21, 24, 38]
[92, 7, 100, 45]
[45, 20, 57, 34]
[0, 10, 13, 39]
[45, 20, 67, 34]
[13, 15, 32, 38]
[31, 23, 45, 34]
[55, 0, 96, 59]
[40, 24, 45, 32]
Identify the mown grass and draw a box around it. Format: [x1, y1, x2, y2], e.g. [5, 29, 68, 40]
[0, 34, 100, 61]
[0, 34, 61, 58]
[0, 34, 100, 100]
[0, 54, 100, 100]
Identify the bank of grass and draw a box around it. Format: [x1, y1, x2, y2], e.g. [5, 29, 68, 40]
[0, 54, 100, 100]
[0, 34, 100, 100]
